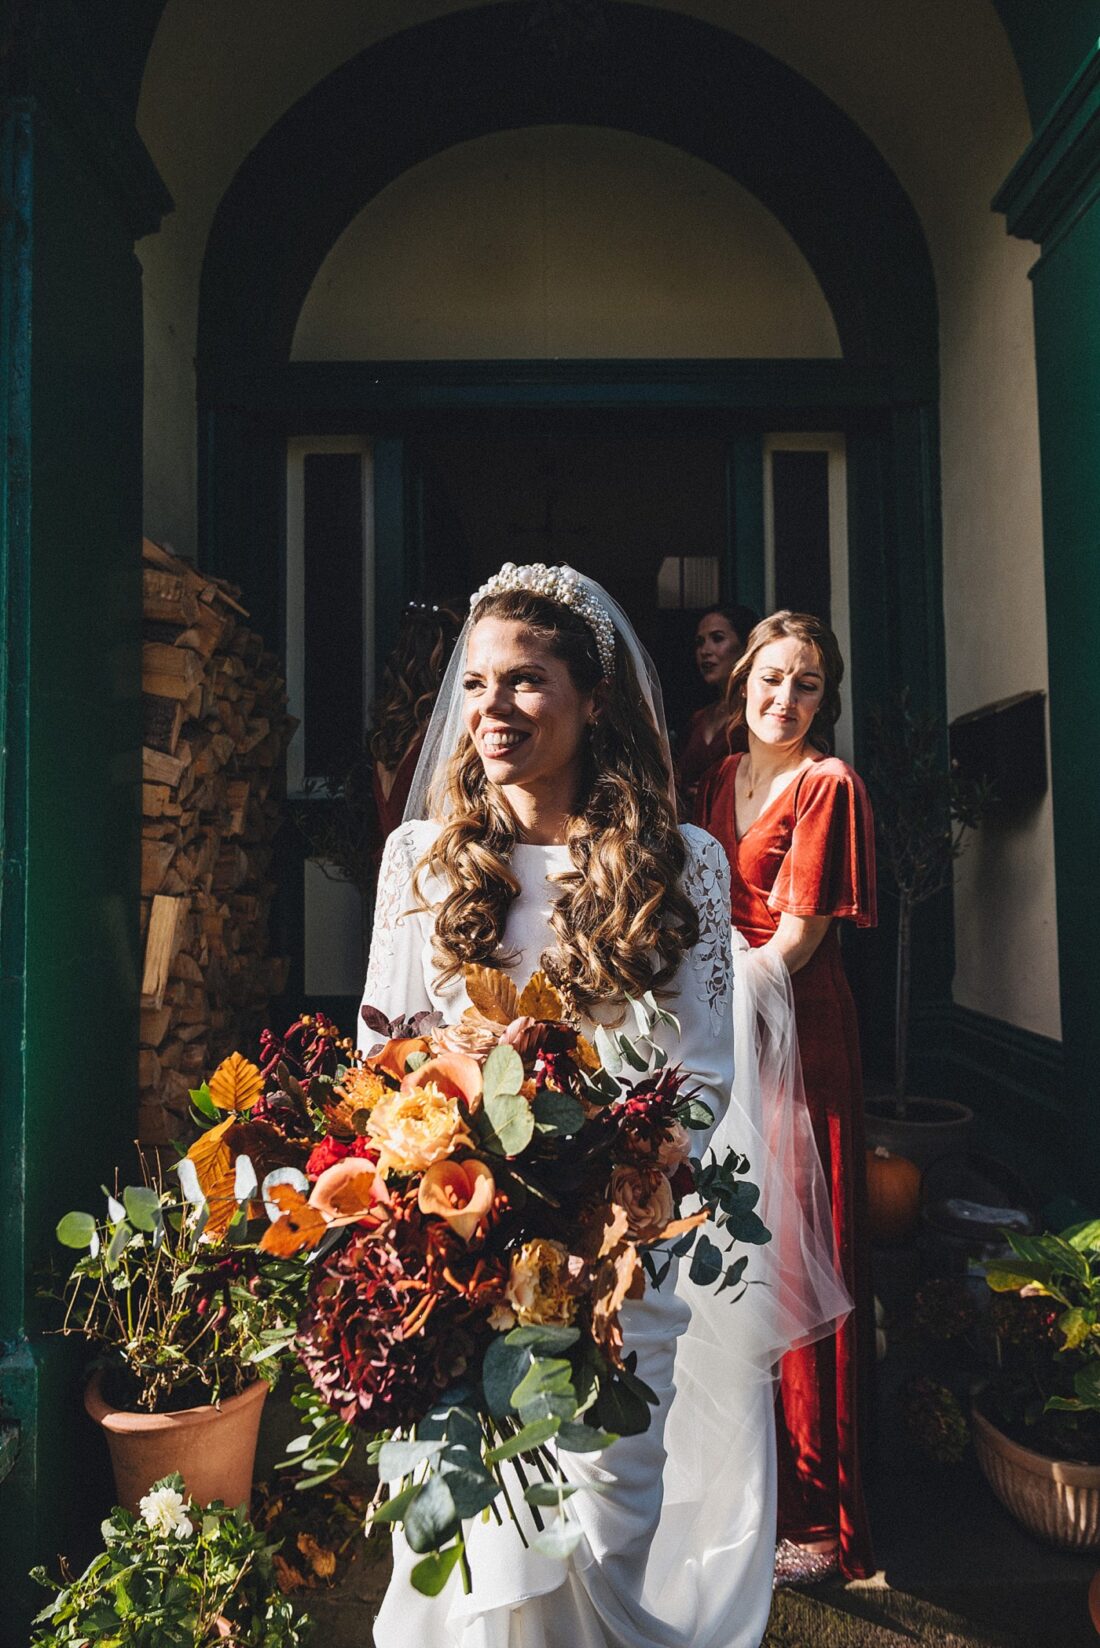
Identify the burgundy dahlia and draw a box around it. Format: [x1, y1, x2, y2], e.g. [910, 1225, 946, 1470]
[296, 1204, 502, 1431]
[614, 1066, 691, 1159]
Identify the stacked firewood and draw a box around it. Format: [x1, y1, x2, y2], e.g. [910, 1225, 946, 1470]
[139, 538, 293, 1146]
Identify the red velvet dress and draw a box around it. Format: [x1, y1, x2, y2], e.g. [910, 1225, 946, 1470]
[695, 752, 876, 1581]
[675, 707, 747, 818]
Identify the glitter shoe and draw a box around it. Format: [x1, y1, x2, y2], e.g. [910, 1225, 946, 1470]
[773, 1538, 841, 1588]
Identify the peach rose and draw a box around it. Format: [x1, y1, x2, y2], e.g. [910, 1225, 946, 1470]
[656, 1122, 693, 1174]
[500, 1016, 542, 1061]
[366, 1085, 472, 1176]
[608, 1164, 675, 1242]
[417, 1158, 495, 1243]
[505, 1238, 578, 1328]
[308, 1157, 389, 1229]
[433, 1013, 505, 1061]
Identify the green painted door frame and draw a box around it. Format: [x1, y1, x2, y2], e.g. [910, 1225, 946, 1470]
[994, 40, 1100, 1201]
[0, 35, 172, 1628]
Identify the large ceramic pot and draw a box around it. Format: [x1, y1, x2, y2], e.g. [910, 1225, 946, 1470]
[85, 1372, 269, 1514]
[864, 1094, 974, 1173]
[972, 1405, 1100, 1551]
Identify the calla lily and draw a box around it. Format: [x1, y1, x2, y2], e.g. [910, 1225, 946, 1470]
[308, 1157, 390, 1229]
[364, 1036, 431, 1082]
[401, 1051, 483, 1112]
[417, 1158, 495, 1243]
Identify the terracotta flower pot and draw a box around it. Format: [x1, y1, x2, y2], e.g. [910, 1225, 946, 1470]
[864, 1094, 974, 1173]
[972, 1405, 1100, 1550]
[84, 1371, 268, 1514]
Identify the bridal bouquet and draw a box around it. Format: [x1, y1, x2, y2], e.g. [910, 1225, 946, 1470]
[175, 972, 767, 1596]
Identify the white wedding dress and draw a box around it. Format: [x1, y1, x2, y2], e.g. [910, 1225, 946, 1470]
[360, 820, 777, 1648]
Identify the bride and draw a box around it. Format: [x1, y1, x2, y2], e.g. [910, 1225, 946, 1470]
[359, 563, 847, 1648]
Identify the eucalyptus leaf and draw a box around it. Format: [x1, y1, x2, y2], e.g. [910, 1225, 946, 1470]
[505, 1324, 580, 1353]
[483, 1043, 524, 1106]
[122, 1186, 161, 1233]
[523, 1480, 582, 1506]
[484, 1416, 561, 1464]
[56, 1211, 97, 1250]
[532, 1090, 585, 1137]
[555, 1420, 617, 1453]
[530, 1519, 584, 1560]
[479, 1092, 535, 1157]
[404, 1474, 460, 1554]
[175, 1157, 205, 1210]
[410, 1542, 464, 1596]
[106, 1193, 126, 1225]
[689, 1234, 723, 1287]
[482, 1336, 533, 1418]
[371, 1481, 421, 1525]
[376, 1438, 447, 1482]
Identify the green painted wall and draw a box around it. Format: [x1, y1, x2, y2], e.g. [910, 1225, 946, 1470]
[995, 1, 1100, 125]
[0, 39, 167, 1625]
[1029, 194, 1100, 1192]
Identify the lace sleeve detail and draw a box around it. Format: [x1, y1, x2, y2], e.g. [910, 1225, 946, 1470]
[361, 823, 431, 1033]
[680, 825, 733, 1039]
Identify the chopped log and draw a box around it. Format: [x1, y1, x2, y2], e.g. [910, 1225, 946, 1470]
[141, 840, 177, 898]
[139, 1048, 161, 1088]
[142, 782, 175, 818]
[143, 568, 200, 627]
[141, 894, 185, 1005]
[142, 746, 187, 786]
[142, 642, 205, 699]
[138, 1101, 176, 1147]
[140, 1005, 173, 1047]
[143, 694, 184, 755]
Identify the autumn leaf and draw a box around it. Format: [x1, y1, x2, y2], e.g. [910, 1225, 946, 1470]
[184, 1117, 234, 1199]
[259, 1184, 327, 1256]
[208, 1051, 264, 1113]
[574, 1034, 601, 1071]
[517, 970, 565, 1021]
[647, 1209, 709, 1244]
[464, 964, 519, 1024]
[591, 1241, 641, 1364]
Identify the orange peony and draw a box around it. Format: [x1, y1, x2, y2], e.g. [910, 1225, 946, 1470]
[505, 1238, 578, 1328]
[416, 1158, 495, 1243]
[366, 1085, 472, 1176]
[608, 1164, 675, 1241]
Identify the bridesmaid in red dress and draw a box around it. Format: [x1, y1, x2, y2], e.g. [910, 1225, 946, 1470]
[695, 610, 876, 1583]
[675, 605, 757, 816]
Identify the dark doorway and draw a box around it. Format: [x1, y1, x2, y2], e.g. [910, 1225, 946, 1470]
[412, 428, 730, 736]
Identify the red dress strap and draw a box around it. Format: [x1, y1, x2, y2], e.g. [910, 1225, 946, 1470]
[768, 761, 877, 928]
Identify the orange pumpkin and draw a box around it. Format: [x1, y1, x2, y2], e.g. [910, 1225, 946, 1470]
[865, 1145, 922, 1244]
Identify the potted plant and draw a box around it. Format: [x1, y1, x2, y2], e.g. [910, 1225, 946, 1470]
[53, 1118, 310, 1512]
[864, 691, 992, 1169]
[901, 1220, 1100, 1549]
[30, 1473, 312, 1645]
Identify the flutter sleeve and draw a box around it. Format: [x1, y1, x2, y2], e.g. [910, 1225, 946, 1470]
[359, 821, 434, 1048]
[768, 761, 877, 927]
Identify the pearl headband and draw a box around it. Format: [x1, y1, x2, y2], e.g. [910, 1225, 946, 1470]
[469, 562, 617, 680]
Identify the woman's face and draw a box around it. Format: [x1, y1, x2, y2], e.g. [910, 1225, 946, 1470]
[743, 636, 825, 752]
[695, 612, 743, 689]
[462, 618, 596, 801]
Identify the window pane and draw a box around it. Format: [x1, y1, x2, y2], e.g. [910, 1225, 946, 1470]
[303, 452, 363, 778]
[772, 450, 830, 621]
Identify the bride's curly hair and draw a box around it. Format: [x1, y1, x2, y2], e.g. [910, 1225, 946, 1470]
[414, 586, 699, 1018]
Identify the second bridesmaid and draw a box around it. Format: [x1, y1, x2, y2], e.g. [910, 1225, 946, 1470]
[695, 609, 876, 1583]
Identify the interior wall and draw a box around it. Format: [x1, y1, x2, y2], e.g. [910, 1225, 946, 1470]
[292, 127, 840, 361]
[136, 0, 1060, 1039]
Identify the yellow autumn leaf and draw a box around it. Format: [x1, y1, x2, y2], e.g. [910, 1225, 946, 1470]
[575, 1034, 601, 1071]
[464, 964, 519, 1024]
[184, 1116, 234, 1199]
[208, 1051, 264, 1113]
[517, 970, 565, 1022]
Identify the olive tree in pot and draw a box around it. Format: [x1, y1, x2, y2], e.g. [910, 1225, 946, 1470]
[864, 692, 992, 1171]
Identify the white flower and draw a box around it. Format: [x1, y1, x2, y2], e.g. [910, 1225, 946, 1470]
[139, 1485, 194, 1539]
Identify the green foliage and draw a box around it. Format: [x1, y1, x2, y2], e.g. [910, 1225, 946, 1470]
[49, 1166, 309, 1413]
[30, 1476, 311, 1647]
